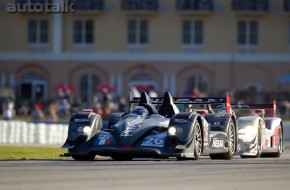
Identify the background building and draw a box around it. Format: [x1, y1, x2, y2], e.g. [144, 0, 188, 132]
[0, 0, 290, 108]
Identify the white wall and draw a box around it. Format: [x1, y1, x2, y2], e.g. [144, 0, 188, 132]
[0, 121, 68, 146]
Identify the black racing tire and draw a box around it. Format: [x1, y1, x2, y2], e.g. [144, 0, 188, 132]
[262, 128, 283, 158]
[111, 156, 133, 161]
[272, 128, 283, 157]
[193, 121, 203, 160]
[210, 119, 235, 160]
[72, 154, 96, 161]
[240, 127, 262, 159]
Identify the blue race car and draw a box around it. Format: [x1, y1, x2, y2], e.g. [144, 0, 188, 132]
[62, 92, 237, 160]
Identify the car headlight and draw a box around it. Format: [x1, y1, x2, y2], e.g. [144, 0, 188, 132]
[168, 127, 176, 136]
[77, 126, 92, 135]
[168, 126, 184, 136]
[83, 126, 92, 134]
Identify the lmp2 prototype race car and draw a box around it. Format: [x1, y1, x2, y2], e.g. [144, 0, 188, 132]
[62, 92, 238, 161]
[234, 101, 284, 158]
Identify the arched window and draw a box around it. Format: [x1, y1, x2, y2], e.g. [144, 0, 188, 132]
[129, 73, 157, 90]
[80, 73, 100, 103]
[186, 74, 208, 95]
[19, 73, 47, 103]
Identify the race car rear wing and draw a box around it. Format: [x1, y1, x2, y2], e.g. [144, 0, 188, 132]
[232, 100, 276, 117]
[129, 92, 232, 113]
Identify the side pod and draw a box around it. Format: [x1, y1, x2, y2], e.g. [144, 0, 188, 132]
[62, 112, 103, 148]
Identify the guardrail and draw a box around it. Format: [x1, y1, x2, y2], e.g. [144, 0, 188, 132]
[0, 120, 68, 146]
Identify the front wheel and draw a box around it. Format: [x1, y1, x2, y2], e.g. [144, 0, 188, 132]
[176, 121, 202, 161]
[210, 119, 236, 160]
[193, 121, 203, 160]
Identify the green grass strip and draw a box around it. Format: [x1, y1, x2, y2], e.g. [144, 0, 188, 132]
[0, 146, 67, 160]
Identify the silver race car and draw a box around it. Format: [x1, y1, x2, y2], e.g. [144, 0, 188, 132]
[234, 101, 284, 158]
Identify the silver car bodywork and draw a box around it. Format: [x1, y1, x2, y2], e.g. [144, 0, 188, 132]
[235, 103, 284, 158]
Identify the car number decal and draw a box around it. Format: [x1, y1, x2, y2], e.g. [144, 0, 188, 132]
[141, 134, 166, 147]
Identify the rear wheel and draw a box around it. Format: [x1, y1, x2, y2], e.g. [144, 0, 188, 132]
[210, 119, 235, 160]
[274, 128, 283, 157]
[72, 154, 95, 161]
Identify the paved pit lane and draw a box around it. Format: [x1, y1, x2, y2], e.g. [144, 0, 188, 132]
[0, 149, 290, 190]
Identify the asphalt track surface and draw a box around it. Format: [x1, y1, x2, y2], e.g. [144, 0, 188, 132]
[1, 123, 290, 190]
[0, 150, 289, 190]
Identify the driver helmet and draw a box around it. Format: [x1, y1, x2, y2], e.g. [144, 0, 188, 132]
[218, 105, 227, 113]
[218, 105, 235, 116]
[131, 106, 148, 116]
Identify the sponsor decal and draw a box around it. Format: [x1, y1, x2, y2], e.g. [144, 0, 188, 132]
[214, 115, 225, 118]
[214, 122, 220, 126]
[174, 119, 189, 124]
[212, 139, 224, 148]
[74, 118, 89, 123]
[141, 134, 166, 147]
[120, 119, 142, 137]
[94, 134, 111, 145]
[208, 121, 224, 128]
[238, 120, 253, 124]
[121, 125, 140, 137]
[158, 120, 169, 126]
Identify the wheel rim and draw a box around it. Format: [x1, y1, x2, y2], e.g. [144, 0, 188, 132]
[229, 122, 235, 154]
[195, 123, 202, 156]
